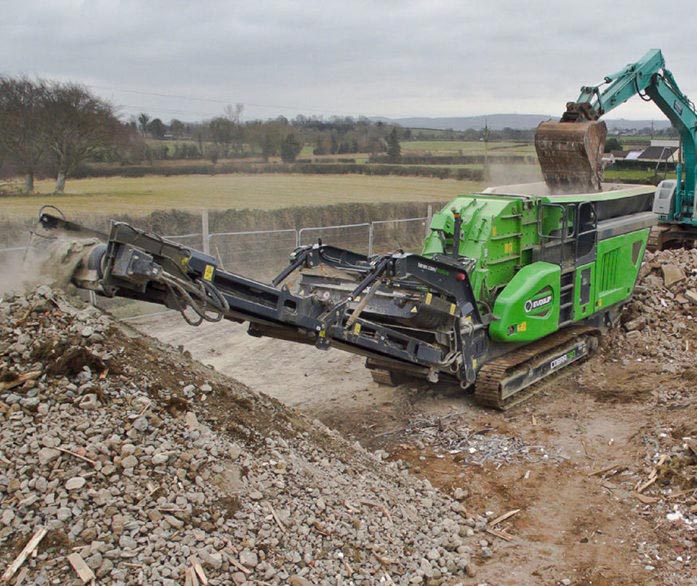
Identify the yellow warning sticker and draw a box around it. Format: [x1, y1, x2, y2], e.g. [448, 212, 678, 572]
[410, 306, 418, 313]
[517, 321, 527, 332]
[425, 292, 432, 305]
[353, 323, 361, 335]
[492, 227, 497, 236]
[319, 330, 326, 338]
[203, 265, 215, 281]
[597, 298, 603, 307]
[504, 242, 513, 254]
[449, 303, 456, 315]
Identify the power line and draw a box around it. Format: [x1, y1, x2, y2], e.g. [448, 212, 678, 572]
[89, 84, 370, 117]
[115, 103, 223, 119]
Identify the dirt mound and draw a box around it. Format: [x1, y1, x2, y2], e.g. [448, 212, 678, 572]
[0, 287, 487, 584]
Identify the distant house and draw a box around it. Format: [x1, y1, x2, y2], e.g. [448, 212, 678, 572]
[611, 150, 630, 159]
[637, 145, 678, 162]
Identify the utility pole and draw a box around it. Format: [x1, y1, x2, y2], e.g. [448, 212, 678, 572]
[483, 118, 490, 182]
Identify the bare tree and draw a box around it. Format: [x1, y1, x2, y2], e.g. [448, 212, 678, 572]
[43, 82, 122, 192]
[223, 103, 245, 155]
[0, 77, 49, 192]
[138, 113, 151, 136]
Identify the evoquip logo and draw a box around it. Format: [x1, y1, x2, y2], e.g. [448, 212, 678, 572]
[524, 294, 552, 313]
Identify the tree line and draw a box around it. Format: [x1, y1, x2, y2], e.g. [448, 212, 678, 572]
[0, 77, 124, 192]
[127, 107, 406, 165]
[0, 76, 412, 192]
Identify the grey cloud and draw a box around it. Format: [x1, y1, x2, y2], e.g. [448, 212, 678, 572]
[2, 0, 695, 121]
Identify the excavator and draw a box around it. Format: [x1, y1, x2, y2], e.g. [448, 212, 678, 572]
[535, 48, 697, 249]
[37, 50, 687, 409]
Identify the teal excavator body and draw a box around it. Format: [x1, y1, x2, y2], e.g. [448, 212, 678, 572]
[535, 49, 697, 249]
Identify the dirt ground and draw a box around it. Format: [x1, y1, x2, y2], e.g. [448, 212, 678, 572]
[129, 312, 696, 586]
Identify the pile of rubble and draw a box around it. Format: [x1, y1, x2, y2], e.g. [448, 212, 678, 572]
[609, 248, 697, 367]
[0, 287, 485, 585]
[400, 415, 560, 466]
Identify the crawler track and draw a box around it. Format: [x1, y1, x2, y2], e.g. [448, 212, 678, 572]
[475, 327, 599, 410]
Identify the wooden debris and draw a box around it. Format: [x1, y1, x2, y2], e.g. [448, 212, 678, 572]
[137, 401, 151, 417]
[636, 477, 657, 494]
[227, 556, 251, 575]
[189, 557, 208, 585]
[266, 502, 287, 533]
[343, 559, 354, 577]
[55, 447, 97, 467]
[312, 521, 331, 536]
[67, 552, 95, 583]
[0, 371, 41, 393]
[13, 568, 28, 586]
[634, 492, 660, 505]
[485, 527, 513, 542]
[636, 456, 666, 494]
[667, 488, 697, 501]
[183, 567, 199, 586]
[488, 509, 520, 527]
[374, 553, 396, 567]
[1, 526, 47, 582]
[360, 499, 393, 523]
[588, 462, 625, 477]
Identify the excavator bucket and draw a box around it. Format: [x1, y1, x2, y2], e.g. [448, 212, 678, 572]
[534, 120, 607, 193]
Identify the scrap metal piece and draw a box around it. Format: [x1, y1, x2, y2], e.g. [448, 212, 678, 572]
[535, 120, 607, 193]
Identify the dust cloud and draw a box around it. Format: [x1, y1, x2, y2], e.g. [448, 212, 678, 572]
[0, 238, 98, 296]
[485, 162, 543, 187]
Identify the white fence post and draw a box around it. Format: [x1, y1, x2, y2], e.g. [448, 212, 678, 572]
[201, 208, 210, 255]
[425, 204, 433, 237]
[368, 223, 374, 257]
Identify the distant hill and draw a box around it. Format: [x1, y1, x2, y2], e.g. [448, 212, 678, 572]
[371, 114, 672, 132]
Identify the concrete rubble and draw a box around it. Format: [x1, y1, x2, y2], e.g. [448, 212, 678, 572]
[0, 287, 485, 585]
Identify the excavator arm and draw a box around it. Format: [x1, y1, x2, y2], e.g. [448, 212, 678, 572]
[536, 49, 697, 210]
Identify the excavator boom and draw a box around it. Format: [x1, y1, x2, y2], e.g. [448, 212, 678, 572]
[535, 49, 697, 208]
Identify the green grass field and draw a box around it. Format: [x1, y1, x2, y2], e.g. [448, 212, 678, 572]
[401, 140, 536, 156]
[0, 174, 484, 220]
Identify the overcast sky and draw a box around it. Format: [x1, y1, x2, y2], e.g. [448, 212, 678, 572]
[2, 0, 695, 123]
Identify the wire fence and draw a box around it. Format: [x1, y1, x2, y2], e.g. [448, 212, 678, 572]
[0, 208, 433, 315]
[299, 222, 372, 255]
[210, 228, 299, 282]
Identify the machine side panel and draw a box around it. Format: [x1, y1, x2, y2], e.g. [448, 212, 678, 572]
[489, 262, 561, 343]
[590, 229, 649, 313]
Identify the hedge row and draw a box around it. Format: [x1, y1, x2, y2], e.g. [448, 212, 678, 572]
[369, 154, 536, 165]
[74, 162, 484, 181]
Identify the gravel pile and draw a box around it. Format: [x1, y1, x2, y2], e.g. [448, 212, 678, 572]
[0, 287, 484, 585]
